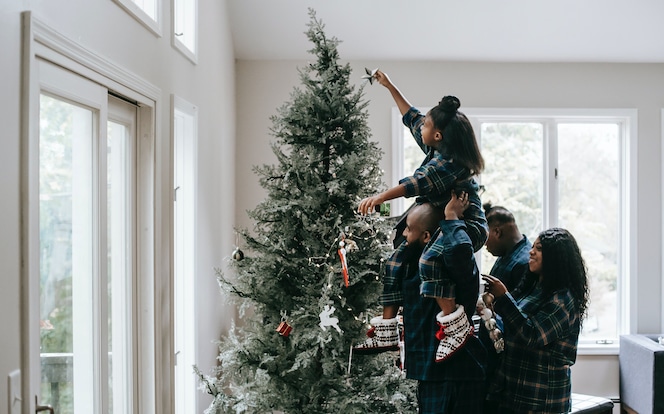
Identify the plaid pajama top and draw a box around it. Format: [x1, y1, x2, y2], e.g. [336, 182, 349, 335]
[489, 235, 532, 291]
[490, 280, 580, 413]
[400, 107, 487, 253]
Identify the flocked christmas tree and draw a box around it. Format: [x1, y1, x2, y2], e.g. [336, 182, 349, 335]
[196, 10, 417, 413]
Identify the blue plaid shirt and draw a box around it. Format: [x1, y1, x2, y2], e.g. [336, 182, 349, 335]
[402, 220, 486, 382]
[489, 277, 580, 413]
[480, 235, 532, 387]
[489, 235, 531, 291]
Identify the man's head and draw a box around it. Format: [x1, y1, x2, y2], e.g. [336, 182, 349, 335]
[402, 203, 442, 247]
[484, 203, 521, 257]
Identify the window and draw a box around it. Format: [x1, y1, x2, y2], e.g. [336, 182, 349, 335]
[113, 0, 161, 36]
[393, 108, 636, 352]
[37, 63, 138, 413]
[173, 0, 198, 63]
[173, 96, 198, 413]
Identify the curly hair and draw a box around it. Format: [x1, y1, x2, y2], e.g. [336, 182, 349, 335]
[537, 228, 590, 321]
[428, 95, 484, 175]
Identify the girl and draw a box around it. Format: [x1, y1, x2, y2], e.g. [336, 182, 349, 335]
[355, 70, 486, 362]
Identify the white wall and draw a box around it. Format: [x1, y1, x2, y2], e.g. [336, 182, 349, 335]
[235, 59, 664, 402]
[0, 0, 236, 412]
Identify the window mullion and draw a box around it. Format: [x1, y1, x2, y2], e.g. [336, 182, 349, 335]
[544, 120, 558, 229]
[96, 101, 110, 414]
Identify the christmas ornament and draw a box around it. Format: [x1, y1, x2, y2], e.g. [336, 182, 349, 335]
[338, 235, 349, 287]
[276, 311, 293, 337]
[361, 67, 379, 85]
[477, 294, 504, 353]
[276, 321, 292, 337]
[319, 304, 342, 333]
[232, 247, 244, 261]
[232, 232, 244, 261]
[276, 313, 293, 337]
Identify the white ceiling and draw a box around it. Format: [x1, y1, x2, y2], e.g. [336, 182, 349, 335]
[227, 0, 664, 62]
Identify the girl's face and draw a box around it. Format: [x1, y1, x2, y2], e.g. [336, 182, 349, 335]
[421, 114, 442, 148]
[528, 238, 543, 274]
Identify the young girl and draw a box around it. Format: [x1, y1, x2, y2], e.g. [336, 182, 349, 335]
[354, 70, 487, 362]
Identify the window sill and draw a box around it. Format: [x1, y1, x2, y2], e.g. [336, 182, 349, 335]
[577, 342, 619, 356]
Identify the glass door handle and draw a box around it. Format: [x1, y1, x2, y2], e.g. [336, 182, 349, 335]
[35, 396, 55, 414]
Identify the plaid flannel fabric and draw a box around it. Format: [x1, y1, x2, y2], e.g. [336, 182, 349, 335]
[490, 282, 580, 413]
[489, 235, 532, 290]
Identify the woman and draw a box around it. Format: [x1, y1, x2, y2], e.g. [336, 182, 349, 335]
[483, 227, 589, 413]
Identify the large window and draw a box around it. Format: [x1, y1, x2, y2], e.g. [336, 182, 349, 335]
[173, 96, 198, 413]
[394, 108, 635, 351]
[38, 65, 138, 414]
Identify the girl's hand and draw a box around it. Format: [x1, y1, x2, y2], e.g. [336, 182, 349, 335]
[482, 274, 508, 298]
[358, 194, 385, 216]
[374, 70, 392, 88]
[444, 190, 469, 220]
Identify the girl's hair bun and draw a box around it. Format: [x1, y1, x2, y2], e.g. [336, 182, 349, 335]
[439, 95, 460, 114]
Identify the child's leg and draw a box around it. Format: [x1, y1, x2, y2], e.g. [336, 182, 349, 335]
[434, 302, 472, 363]
[383, 304, 399, 319]
[435, 297, 456, 316]
[353, 312, 400, 354]
[353, 241, 407, 355]
[458, 179, 488, 253]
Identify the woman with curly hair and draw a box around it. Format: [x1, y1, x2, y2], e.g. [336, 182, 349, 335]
[483, 227, 590, 414]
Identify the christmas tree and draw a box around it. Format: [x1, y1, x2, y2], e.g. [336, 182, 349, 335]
[196, 10, 417, 413]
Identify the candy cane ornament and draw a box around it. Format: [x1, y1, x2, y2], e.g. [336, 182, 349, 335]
[338, 239, 349, 287]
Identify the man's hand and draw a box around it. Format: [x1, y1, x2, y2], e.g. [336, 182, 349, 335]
[444, 190, 469, 220]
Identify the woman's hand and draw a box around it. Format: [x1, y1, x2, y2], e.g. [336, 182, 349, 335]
[482, 274, 508, 299]
[358, 194, 385, 215]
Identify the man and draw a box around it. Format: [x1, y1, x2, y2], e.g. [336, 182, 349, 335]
[483, 203, 531, 291]
[402, 200, 486, 413]
[481, 203, 531, 412]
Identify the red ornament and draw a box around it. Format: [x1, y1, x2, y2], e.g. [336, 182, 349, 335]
[276, 321, 293, 337]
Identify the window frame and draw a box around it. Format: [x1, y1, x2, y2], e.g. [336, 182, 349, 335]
[113, 0, 162, 37]
[392, 107, 637, 355]
[171, 0, 198, 63]
[21, 12, 170, 413]
[172, 94, 199, 413]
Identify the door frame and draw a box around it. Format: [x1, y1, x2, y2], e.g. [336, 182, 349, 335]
[20, 12, 171, 414]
